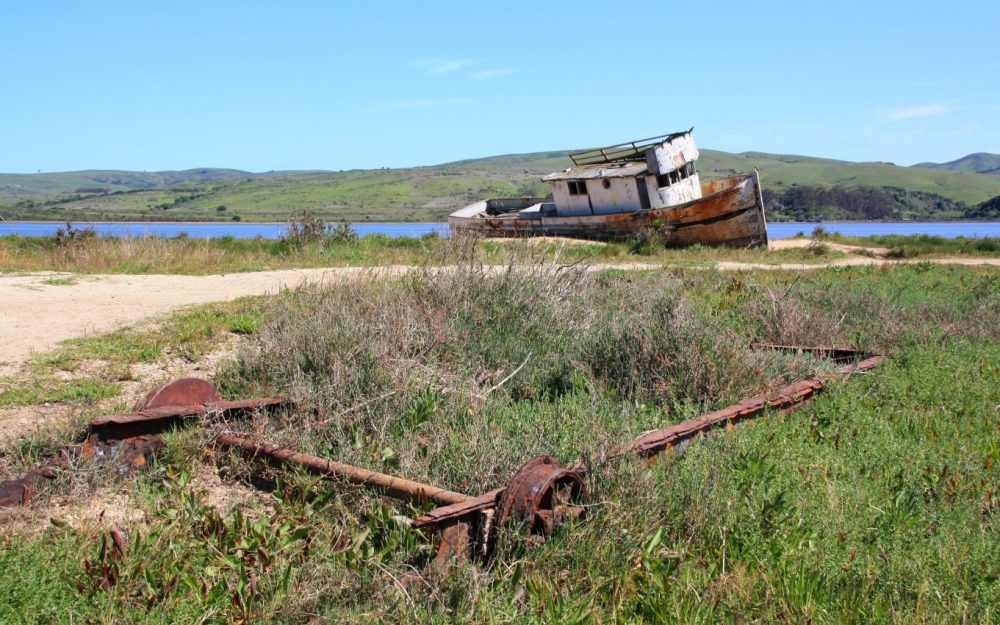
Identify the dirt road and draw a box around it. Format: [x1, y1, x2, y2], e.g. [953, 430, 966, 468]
[3, 253, 999, 370]
[0, 268, 389, 371]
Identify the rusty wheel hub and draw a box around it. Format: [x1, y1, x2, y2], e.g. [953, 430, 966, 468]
[496, 455, 588, 535]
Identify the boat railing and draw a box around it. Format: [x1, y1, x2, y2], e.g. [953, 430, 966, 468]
[569, 129, 693, 166]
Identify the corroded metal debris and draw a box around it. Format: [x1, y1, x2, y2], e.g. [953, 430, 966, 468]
[624, 353, 884, 458]
[2, 347, 885, 566]
[217, 437, 591, 560]
[0, 378, 285, 510]
[214, 433, 469, 506]
[413, 456, 588, 561]
[90, 377, 285, 440]
[0, 435, 165, 508]
[496, 455, 587, 535]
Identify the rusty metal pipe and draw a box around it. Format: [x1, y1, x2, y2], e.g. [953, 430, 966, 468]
[214, 433, 468, 506]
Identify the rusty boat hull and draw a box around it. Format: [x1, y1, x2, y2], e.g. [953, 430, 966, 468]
[449, 171, 768, 248]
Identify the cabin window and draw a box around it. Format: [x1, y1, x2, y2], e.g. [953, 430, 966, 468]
[602, 179, 611, 189]
[657, 162, 698, 188]
[568, 180, 588, 195]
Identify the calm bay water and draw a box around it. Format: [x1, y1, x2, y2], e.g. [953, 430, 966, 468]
[2, 221, 1000, 240]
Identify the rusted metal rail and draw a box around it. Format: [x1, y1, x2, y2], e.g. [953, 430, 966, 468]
[624, 354, 885, 458]
[214, 433, 469, 506]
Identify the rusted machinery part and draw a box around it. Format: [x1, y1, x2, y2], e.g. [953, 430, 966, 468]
[0, 464, 64, 508]
[0, 435, 164, 509]
[414, 455, 589, 565]
[411, 488, 503, 530]
[2, 378, 284, 512]
[432, 521, 473, 567]
[90, 397, 287, 440]
[753, 343, 876, 364]
[91, 377, 288, 440]
[495, 455, 588, 535]
[214, 433, 469, 506]
[138, 377, 222, 411]
[625, 354, 885, 458]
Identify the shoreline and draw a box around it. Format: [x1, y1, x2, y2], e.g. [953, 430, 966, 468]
[2, 219, 1000, 225]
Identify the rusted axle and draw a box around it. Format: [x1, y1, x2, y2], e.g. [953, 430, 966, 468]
[416, 351, 884, 531]
[214, 433, 469, 506]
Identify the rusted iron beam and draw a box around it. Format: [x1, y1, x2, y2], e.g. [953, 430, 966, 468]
[214, 433, 469, 506]
[411, 489, 502, 529]
[626, 354, 884, 457]
[89, 398, 287, 440]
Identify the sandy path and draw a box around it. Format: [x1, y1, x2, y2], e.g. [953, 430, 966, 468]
[3, 256, 999, 370]
[0, 267, 394, 371]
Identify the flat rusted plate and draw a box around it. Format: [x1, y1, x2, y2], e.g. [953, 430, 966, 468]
[412, 488, 503, 529]
[91, 397, 286, 440]
[432, 521, 472, 566]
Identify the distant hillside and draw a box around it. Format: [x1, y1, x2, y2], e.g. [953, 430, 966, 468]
[0, 168, 320, 196]
[3, 148, 1000, 223]
[912, 153, 1000, 175]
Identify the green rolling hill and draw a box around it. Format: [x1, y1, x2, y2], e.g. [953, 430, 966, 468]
[3, 149, 1000, 223]
[912, 152, 1000, 175]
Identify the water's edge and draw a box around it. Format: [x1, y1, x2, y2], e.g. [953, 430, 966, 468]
[2, 221, 1000, 240]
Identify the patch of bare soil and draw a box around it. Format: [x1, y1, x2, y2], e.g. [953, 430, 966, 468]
[0, 336, 243, 445]
[0, 404, 87, 447]
[0, 460, 273, 539]
[768, 238, 891, 256]
[0, 267, 380, 375]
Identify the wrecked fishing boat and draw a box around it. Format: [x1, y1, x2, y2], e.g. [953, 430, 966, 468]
[449, 130, 768, 247]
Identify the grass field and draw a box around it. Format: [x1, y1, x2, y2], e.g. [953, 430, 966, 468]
[0, 231, 854, 275]
[4, 148, 1000, 223]
[4, 229, 1000, 276]
[0, 257, 997, 623]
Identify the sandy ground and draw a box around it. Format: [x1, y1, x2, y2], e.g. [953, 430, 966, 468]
[3, 250, 1000, 372]
[0, 267, 394, 373]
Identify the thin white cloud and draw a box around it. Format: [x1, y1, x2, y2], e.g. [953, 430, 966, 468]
[884, 103, 952, 122]
[373, 97, 475, 111]
[469, 67, 519, 80]
[410, 58, 477, 74]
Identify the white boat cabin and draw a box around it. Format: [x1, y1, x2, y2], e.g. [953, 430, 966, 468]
[541, 131, 703, 217]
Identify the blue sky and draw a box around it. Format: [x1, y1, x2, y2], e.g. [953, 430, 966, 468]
[2, 0, 998, 172]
